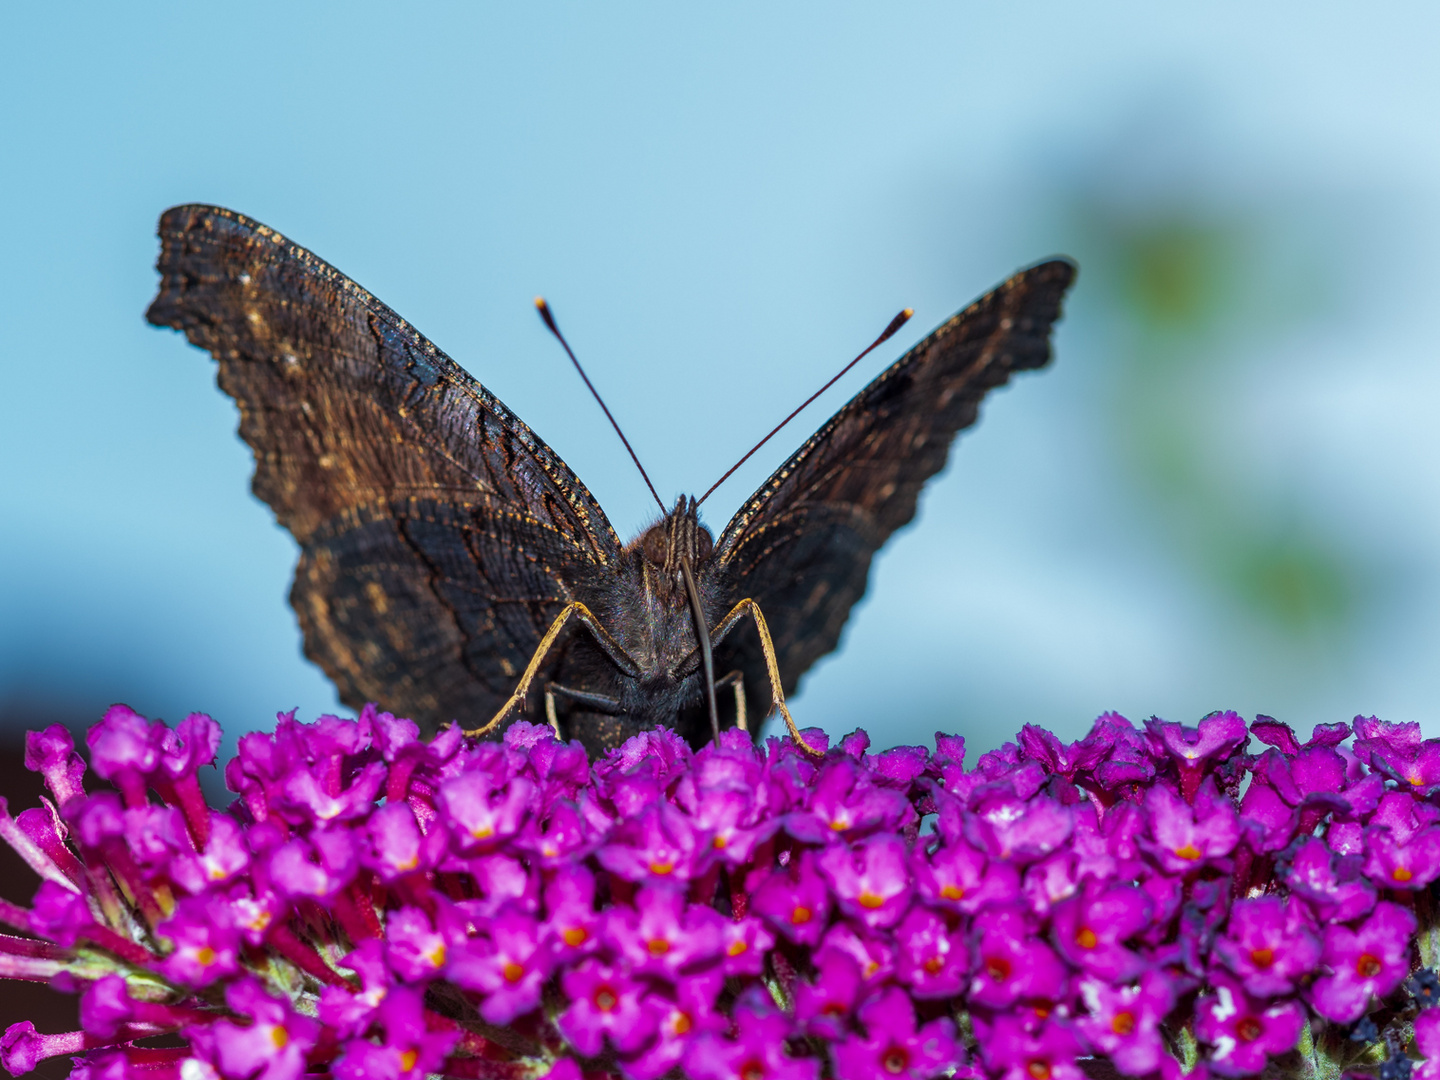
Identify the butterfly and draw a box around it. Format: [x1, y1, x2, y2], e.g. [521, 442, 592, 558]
[146, 205, 1075, 756]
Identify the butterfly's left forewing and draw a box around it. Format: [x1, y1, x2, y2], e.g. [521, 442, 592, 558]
[714, 259, 1076, 717]
[147, 205, 622, 731]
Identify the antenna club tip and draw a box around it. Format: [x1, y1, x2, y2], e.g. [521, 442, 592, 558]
[902, 308, 914, 319]
[534, 296, 548, 311]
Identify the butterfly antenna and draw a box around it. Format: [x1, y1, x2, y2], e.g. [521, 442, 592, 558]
[536, 297, 665, 512]
[696, 308, 913, 507]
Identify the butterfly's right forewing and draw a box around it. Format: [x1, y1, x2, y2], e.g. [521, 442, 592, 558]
[714, 260, 1076, 718]
[147, 205, 622, 732]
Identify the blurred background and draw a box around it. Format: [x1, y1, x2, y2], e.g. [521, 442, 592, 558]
[4, 2, 1440, 774]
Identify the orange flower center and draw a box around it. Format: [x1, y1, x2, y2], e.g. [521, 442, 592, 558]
[647, 938, 671, 956]
[1357, 954, 1383, 978]
[740, 1059, 766, 1080]
[1250, 948, 1274, 969]
[985, 956, 1012, 982]
[399, 1050, 419, 1073]
[859, 892, 885, 910]
[940, 885, 965, 901]
[563, 927, 588, 948]
[502, 962, 525, 983]
[269, 1026, 289, 1050]
[649, 861, 674, 875]
[1075, 927, 1098, 950]
[195, 946, 217, 966]
[728, 940, 748, 957]
[1394, 866, 1414, 883]
[924, 956, 945, 975]
[1112, 1011, 1135, 1036]
[1236, 1017, 1263, 1043]
[883, 1047, 909, 1074]
[1174, 843, 1202, 862]
[594, 986, 618, 1012]
[791, 905, 812, 925]
[1028, 1061, 1052, 1080]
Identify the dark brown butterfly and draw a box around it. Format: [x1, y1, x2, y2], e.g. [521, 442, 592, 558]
[146, 205, 1075, 757]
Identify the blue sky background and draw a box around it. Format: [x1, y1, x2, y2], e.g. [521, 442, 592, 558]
[3, 3, 1439, 759]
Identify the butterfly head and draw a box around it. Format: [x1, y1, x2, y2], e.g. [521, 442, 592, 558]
[638, 496, 714, 587]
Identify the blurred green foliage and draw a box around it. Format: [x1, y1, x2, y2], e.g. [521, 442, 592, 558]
[1069, 196, 1363, 641]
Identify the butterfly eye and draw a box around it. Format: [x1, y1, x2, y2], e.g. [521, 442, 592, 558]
[694, 527, 714, 564]
[642, 526, 668, 567]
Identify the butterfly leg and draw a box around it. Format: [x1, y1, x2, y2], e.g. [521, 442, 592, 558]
[714, 670, 747, 732]
[709, 600, 823, 756]
[466, 602, 638, 738]
[544, 688, 560, 738]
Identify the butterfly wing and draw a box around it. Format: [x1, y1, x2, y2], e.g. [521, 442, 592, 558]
[146, 205, 623, 731]
[714, 259, 1076, 718]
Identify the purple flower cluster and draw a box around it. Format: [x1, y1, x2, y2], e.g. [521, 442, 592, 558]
[2, 706, 1440, 1080]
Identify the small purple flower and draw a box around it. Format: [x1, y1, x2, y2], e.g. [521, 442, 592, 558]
[675, 763, 776, 866]
[448, 909, 553, 1024]
[893, 905, 968, 998]
[543, 865, 602, 959]
[817, 834, 912, 930]
[785, 758, 913, 843]
[794, 950, 862, 1039]
[717, 915, 774, 978]
[266, 829, 358, 899]
[517, 800, 596, 865]
[320, 940, 391, 1037]
[602, 884, 724, 980]
[969, 792, 1074, 863]
[28, 879, 93, 947]
[911, 836, 1020, 914]
[1310, 901, 1417, 1022]
[86, 705, 160, 808]
[1195, 976, 1305, 1076]
[1145, 711, 1247, 801]
[620, 977, 727, 1080]
[437, 770, 534, 851]
[980, 1016, 1084, 1080]
[1236, 779, 1298, 855]
[1051, 879, 1151, 981]
[819, 922, 896, 985]
[23, 725, 86, 806]
[365, 799, 444, 880]
[685, 988, 819, 1080]
[751, 850, 832, 946]
[332, 985, 456, 1080]
[1364, 822, 1440, 890]
[1281, 836, 1375, 923]
[168, 813, 250, 894]
[383, 905, 451, 982]
[155, 895, 240, 987]
[557, 960, 657, 1057]
[969, 906, 1068, 1008]
[1143, 778, 1239, 873]
[80, 974, 192, 1040]
[595, 802, 711, 883]
[275, 757, 386, 827]
[833, 987, 959, 1080]
[1353, 716, 1440, 791]
[460, 851, 537, 917]
[1077, 972, 1177, 1077]
[192, 979, 321, 1080]
[1212, 896, 1321, 997]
